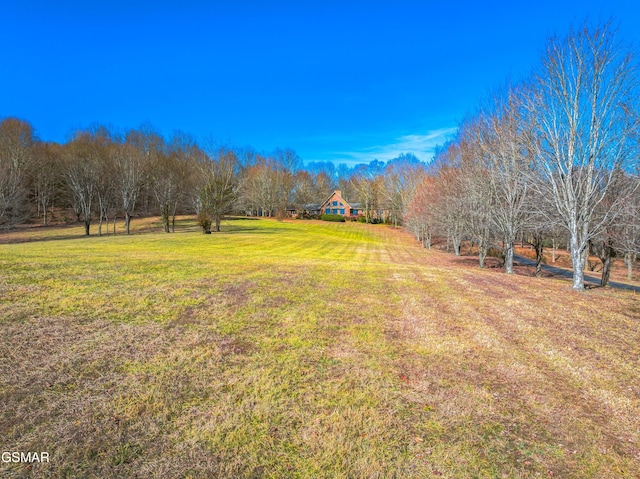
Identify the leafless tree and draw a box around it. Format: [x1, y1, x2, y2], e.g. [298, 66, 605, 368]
[273, 148, 300, 217]
[589, 170, 639, 286]
[0, 118, 35, 228]
[241, 157, 283, 217]
[383, 153, 425, 228]
[63, 132, 100, 235]
[405, 175, 436, 248]
[313, 171, 333, 200]
[351, 168, 383, 223]
[197, 146, 238, 233]
[93, 131, 117, 236]
[292, 170, 316, 217]
[475, 86, 534, 273]
[428, 143, 466, 256]
[30, 142, 62, 225]
[616, 173, 640, 280]
[116, 140, 147, 234]
[456, 124, 495, 268]
[527, 22, 640, 290]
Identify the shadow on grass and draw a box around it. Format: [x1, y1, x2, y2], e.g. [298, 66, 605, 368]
[0, 218, 291, 244]
[220, 225, 290, 234]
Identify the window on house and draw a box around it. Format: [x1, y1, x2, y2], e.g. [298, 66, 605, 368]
[332, 201, 338, 206]
[340, 209, 345, 215]
[332, 208, 338, 214]
[326, 208, 331, 214]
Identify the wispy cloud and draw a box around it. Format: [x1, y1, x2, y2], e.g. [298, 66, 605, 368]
[328, 127, 458, 165]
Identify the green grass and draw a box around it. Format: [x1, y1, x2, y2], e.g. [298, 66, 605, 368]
[1, 218, 639, 478]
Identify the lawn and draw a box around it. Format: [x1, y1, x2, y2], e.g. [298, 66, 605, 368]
[1, 218, 639, 478]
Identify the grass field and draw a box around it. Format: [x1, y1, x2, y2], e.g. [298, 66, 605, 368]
[1, 218, 639, 478]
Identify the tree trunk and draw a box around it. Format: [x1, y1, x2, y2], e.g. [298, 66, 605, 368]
[84, 217, 91, 236]
[504, 241, 514, 274]
[534, 237, 544, 277]
[171, 203, 177, 233]
[125, 212, 132, 235]
[601, 254, 612, 287]
[626, 252, 633, 281]
[599, 240, 614, 287]
[453, 236, 461, 256]
[569, 233, 587, 290]
[113, 215, 117, 235]
[478, 238, 488, 268]
[161, 204, 170, 233]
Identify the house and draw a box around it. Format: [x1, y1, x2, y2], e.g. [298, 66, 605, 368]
[318, 190, 363, 218]
[284, 189, 386, 220]
[285, 203, 322, 218]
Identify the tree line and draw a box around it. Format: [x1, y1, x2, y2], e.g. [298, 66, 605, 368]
[0, 120, 427, 235]
[405, 22, 640, 290]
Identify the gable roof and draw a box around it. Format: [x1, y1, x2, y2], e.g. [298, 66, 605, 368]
[319, 190, 353, 209]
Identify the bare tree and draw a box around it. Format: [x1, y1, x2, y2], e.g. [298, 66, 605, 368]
[63, 132, 100, 236]
[383, 153, 425, 228]
[94, 133, 117, 237]
[292, 170, 316, 217]
[429, 143, 466, 256]
[475, 86, 534, 273]
[0, 118, 35, 228]
[456, 125, 495, 268]
[351, 167, 383, 223]
[30, 142, 62, 225]
[617, 173, 640, 280]
[528, 22, 640, 290]
[242, 157, 281, 217]
[589, 170, 639, 286]
[405, 175, 436, 248]
[116, 140, 146, 234]
[197, 146, 238, 233]
[272, 148, 300, 217]
[313, 171, 333, 200]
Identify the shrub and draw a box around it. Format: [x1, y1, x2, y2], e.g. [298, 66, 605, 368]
[321, 214, 346, 222]
[197, 212, 212, 234]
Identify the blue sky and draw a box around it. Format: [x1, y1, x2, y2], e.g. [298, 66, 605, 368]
[1, 1, 639, 166]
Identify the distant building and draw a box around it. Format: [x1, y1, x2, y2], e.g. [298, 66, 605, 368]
[286, 189, 387, 220]
[318, 190, 362, 218]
